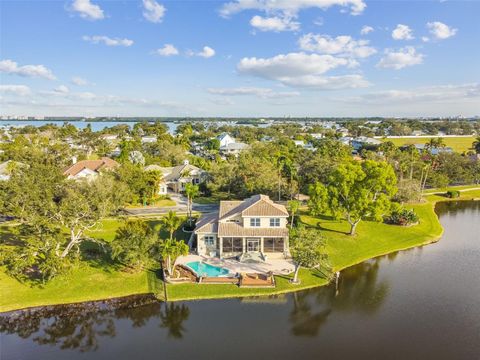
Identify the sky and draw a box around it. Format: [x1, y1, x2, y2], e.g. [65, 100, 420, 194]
[0, 0, 479, 118]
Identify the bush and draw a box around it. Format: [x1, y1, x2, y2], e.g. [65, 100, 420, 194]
[445, 190, 460, 198]
[385, 207, 419, 226]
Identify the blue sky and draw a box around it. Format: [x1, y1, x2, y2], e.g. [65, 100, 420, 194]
[0, 0, 479, 117]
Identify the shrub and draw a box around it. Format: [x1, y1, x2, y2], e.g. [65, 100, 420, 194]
[445, 190, 460, 198]
[385, 207, 419, 226]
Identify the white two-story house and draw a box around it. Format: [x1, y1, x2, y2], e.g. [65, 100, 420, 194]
[194, 194, 289, 260]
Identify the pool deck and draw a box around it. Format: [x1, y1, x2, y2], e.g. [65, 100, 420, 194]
[177, 254, 295, 276]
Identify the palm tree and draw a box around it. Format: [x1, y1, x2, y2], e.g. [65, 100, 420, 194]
[161, 211, 181, 240]
[184, 183, 199, 227]
[160, 303, 190, 339]
[159, 238, 189, 275]
[287, 200, 300, 228]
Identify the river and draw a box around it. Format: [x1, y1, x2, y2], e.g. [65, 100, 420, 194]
[1, 201, 479, 360]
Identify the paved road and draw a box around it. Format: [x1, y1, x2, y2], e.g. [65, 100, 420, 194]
[124, 193, 219, 216]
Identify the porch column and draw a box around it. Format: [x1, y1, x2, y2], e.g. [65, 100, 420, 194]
[242, 237, 246, 253]
[260, 237, 264, 253]
[219, 237, 223, 258]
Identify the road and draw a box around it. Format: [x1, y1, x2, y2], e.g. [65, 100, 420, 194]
[124, 193, 219, 216]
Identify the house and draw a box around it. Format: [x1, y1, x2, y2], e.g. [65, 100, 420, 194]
[219, 142, 249, 156]
[63, 157, 119, 180]
[145, 160, 206, 194]
[141, 136, 157, 144]
[411, 144, 454, 155]
[217, 133, 236, 148]
[194, 194, 289, 260]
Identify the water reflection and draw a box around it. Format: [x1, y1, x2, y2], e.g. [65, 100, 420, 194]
[0, 295, 193, 351]
[289, 258, 389, 336]
[159, 303, 190, 339]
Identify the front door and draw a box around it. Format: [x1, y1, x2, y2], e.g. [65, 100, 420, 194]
[247, 238, 260, 252]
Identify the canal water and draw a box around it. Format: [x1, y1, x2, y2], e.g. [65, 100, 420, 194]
[1, 201, 479, 360]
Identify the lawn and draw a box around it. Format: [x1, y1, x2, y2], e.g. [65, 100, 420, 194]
[166, 202, 443, 301]
[0, 215, 194, 312]
[380, 136, 475, 153]
[125, 199, 176, 208]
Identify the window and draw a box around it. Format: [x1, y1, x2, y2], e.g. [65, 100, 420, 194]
[250, 218, 261, 227]
[270, 218, 281, 227]
[222, 237, 243, 253]
[204, 235, 215, 246]
[264, 238, 284, 253]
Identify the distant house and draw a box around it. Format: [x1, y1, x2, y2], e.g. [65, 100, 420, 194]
[145, 160, 206, 194]
[194, 194, 289, 260]
[350, 136, 382, 150]
[412, 144, 454, 155]
[219, 142, 249, 156]
[63, 157, 119, 180]
[141, 136, 157, 144]
[217, 133, 236, 148]
[100, 134, 118, 142]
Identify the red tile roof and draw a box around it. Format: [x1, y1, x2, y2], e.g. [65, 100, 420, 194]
[63, 157, 119, 177]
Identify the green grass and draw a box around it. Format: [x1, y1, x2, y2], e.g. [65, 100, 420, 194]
[166, 202, 443, 301]
[194, 197, 220, 205]
[0, 215, 191, 312]
[125, 199, 176, 208]
[381, 136, 475, 153]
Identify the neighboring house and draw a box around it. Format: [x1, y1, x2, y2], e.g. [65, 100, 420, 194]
[350, 136, 382, 151]
[100, 134, 118, 142]
[219, 142, 249, 156]
[145, 160, 206, 194]
[410, 144, 454, 155]
[216, 133, 249, 156]
[217, 133, 236, 148]
[63, 157, 119, 180]
[194, 194, 289, 260]
[141, 136, 157, 144]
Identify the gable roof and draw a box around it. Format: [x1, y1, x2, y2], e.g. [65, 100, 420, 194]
[145, 163, 204, 182]
[63, 157, 119, 177]
[219, 194, 288, 220]
[195, 211, 219, 233]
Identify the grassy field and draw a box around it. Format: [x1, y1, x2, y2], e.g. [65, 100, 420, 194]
[166, 202, 443, 301]
[380, 136, 475, 153]
[0, 215, 194, 312]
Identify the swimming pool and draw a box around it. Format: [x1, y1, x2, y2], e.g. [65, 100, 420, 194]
[186, 261, 230, 277]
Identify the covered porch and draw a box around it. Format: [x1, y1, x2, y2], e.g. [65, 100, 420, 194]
[218, 236, 288, 259]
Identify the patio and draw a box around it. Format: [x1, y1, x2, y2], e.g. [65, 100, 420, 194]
[177, 254, 295, 276]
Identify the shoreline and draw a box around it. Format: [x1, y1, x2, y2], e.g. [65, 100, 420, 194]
[1, 196, 477, 314]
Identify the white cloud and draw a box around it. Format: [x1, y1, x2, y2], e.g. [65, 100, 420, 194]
[0, 59, 56, 80]
[250, 15, 300, 32]
[71, 76, 89, 86]
[427, 21, 457, 39]
[70, 0, 104, 20]
[82, 35, 134, 47]
[392, 24, 414, 40]
[237, 52, 369, 89]
[0, 85, 32, 96]
[298, 33, 376, 58]
[421, 36, 430, 43]
[207, 87, 300, 98]
[220, 0, 367, 17]
[197, 46, 216, 58]
[360, 25, 374, 35]
[377, 47, 424, 70]
[336, 83, 480, 105]
[142, 0, 166, 23]
[54, 85, 70, 94]
[155, 44, 179, 56]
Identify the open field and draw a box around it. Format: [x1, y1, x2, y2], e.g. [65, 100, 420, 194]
[380, 136, 475, 153]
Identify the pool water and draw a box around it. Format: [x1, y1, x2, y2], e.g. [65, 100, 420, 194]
[186, 261, 230, 277]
